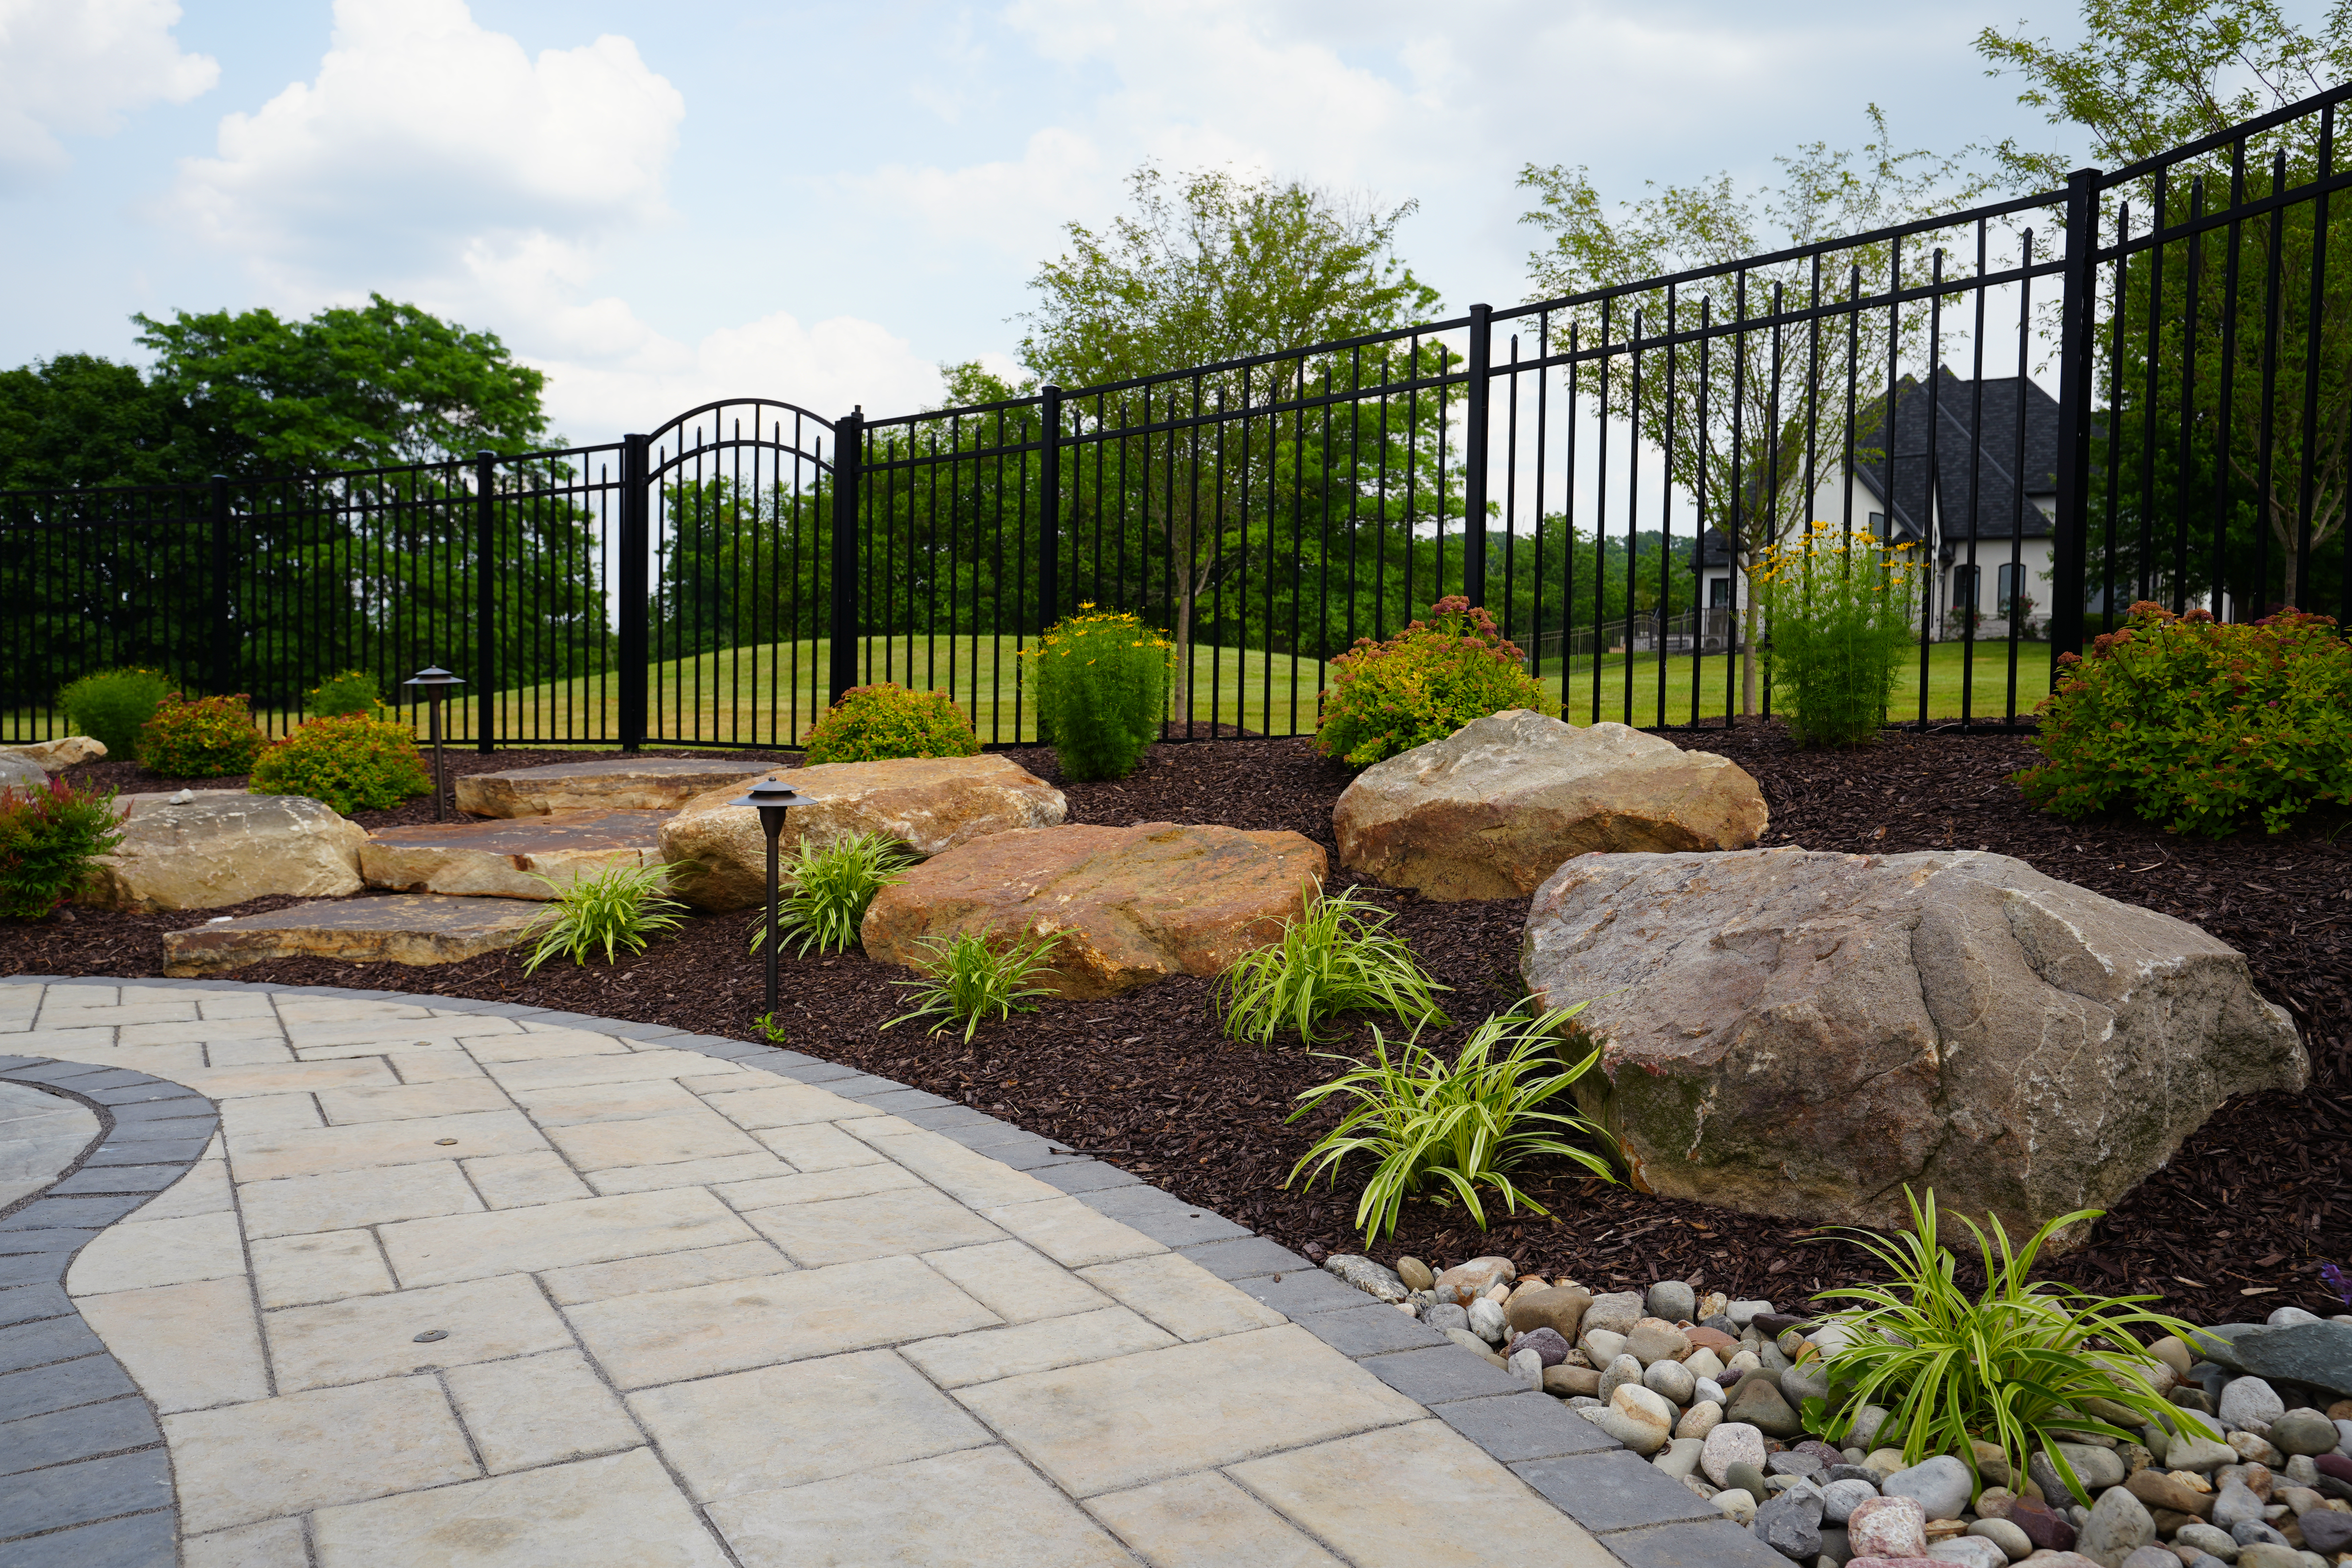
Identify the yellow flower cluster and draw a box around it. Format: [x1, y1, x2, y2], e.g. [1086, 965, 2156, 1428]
[1019, 603, 1175, 666]
[1753, 520, 1923, 591]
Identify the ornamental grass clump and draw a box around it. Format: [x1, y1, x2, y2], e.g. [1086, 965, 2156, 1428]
[1215, 883, 1449, 1045]
[800, 683, 980, 764]
[1804, 1186, 2211, 1503]
[58, 668, 172, 761]
[1024, 605, 1170, 780]
[1314, 596, 1546, 770]
[1285, 1004, 1616, 1242]
[883, 929, 1063, 1043]
[2016, 601, 2352, 837]
[1757, 523, 1925, 747]
[0, 777, 127, 920]
[138, 692, 267, 778]
[250, 714, 431, 814]
[520, 862, 688, 974]
[748, 830, 915, 956]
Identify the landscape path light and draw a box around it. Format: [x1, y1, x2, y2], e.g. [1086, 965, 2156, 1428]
[729, 776, 810, 1015]
[401, 666, 464, 821]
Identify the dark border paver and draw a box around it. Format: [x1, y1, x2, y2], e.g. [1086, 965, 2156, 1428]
[1359, 1345, 1532, 1405]
[1431, 1390, 1625, 1463]
[1510, 1449, 1728, 1532]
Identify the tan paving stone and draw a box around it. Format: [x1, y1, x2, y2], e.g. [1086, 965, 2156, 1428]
[182, 1517, 310, 1568]
[239, 1161, 483, 1238]
[174, 1059, 400, 1098]
[196, 990, 281, 1018]
[274, 997, 432, 1023]
[508, 1077, 704, 1125]
[714, 1162, 920, 1210]
[567, 1255, 996, 1387]
[749, 1120, 887, 1169]
[902, 1305, 1177, 1389]
[740, 1186, 1006, 1266]
[228, 1109, 548, 1182]
[921, 1238, 1115, 1325]
[266, 1273, 574, 1390]
[283, 1017, 515, 1049]
[16, 1042, 208, 1074]
[5, 1024, 120, 1055]
[458, 1025, 633, 1062]
[627, 1348, 989, 1502]
[710, 1444, 1134, 1568]
[67, 1209, 247, 1294]
[251, 1229, 396, 1309]
[695, 1080, 881, 1130]
[120, 1016, 284, 1048]
[40, 998, 197, 1027]
[316, 1077, 512, 1124]
[308, 1448, 728, 1568]
[545, 1108, 766, 1171]
[377, 1049, 490, 1081]
[463, 1150, 594, 1208]
[953, 1324, 1423, 1497]
[1085, 1471, 1346, 1568]
[586, 1152, 793, 1194]
[202, 1038, 299, 1066]
[218, 1093, 325, 1138]
[1228, 1419, 1622, 1567]
[484, 1049, 752, 1092]
[164, 1375, 479, 1533]
[978, 1195, 1167, 1269]
[843, 1122, 1066, 1208]
[1079, 1253, 1290, 1342]
[381, 1187, 758, 1287]
[443, 1349, 643, 1473]
[538, 1239, 793, 1306]
[76, 1276, 270, 1412]
[132, 1155, 232, 1221]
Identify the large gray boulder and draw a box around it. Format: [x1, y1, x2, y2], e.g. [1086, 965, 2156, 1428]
[0, 753, 43, 793]
[1333, 710, 1767, 900]
[1521, 848, 2304, 1241]
[78, 791, 366, 911]
[0, 736, 105, 774]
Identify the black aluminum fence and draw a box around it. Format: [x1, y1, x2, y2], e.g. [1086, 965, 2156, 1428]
[4, 84, 2348, 749]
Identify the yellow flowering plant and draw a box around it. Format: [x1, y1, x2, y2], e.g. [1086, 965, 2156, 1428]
[1021, 604, 1172, 780]
[1756, 524, 1924, 747]
[800, 683, 980, 764]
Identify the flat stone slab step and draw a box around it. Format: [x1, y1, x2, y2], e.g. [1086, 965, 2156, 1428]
[455, 758, 773, 818]
[162, 894, 542, 976]
[361, 809, 669, 899]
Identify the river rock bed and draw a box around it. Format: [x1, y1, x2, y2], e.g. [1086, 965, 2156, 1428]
[1325, 1254, 2352, 1566]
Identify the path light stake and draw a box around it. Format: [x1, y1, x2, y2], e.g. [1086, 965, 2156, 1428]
[729, 777, 808, 1015]
[401, 666, 464, 821]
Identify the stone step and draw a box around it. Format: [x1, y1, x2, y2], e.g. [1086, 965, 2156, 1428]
[361, 809, 669, 899]
[163, 894, 544, 976]
[455, 757, 773, 818]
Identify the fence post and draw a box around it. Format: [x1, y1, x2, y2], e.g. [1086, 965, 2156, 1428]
[1038, 385, 1062, 633]
[2049, 166, 2102, 669]
[1462, 303, 1492, 607]
[829, 409, 863, 706]
[475, 452, 497, 753]
[209, 475, 232, 697]
[618, 434, 649, 753]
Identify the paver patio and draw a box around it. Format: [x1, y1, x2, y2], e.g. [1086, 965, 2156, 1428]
[0, 978, 1780, 1567]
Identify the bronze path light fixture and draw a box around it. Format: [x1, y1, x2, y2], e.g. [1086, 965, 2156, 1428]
[402, 666, 464, 821]
[729, 776, 810, 1014]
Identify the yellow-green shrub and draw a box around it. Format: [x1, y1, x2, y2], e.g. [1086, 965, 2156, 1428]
[138, 693, 267, 778]
[250, 714, 432, 814]
[1024, 606, 1170, 780]
[800, 683, 980, 764]
[1314, 596, 1545, 770]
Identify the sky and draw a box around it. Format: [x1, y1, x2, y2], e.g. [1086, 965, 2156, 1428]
[0, 0, 2117, 446]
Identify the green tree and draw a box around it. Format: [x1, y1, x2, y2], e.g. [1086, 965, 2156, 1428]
[0, 355, 191, 492]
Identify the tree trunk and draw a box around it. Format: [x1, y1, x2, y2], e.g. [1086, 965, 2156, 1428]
[1741, 575, 1760, 717]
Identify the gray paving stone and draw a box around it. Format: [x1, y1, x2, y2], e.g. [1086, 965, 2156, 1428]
[0, 1195, 146, 1229]
[859, 1087, 957, 1114]
[1177, 1235, 1314, 1281]
[0, 1284, 70, 1329]
[46, 1166, 182, 1196]
[0, 1313, 106, 1372]
[0, 1251, 70, 1289]
[1359, 1345, 1531, 1405]
[897, 1105, 1004, 1134]
[1298, 1305, 1450, 1358]
[1079, 1184, 1251, 1247]
[1232, 1268, 1373, 1316]
[818, 1072, 912, 1098]
[0, 1504, 175, 1566]
[0, 1230, 96, 1256]
[1510, 1450, 1727, 1533]
[1030, 1159, 1141, 1195]
[96, 1102, 212, 1128]
[984, 1141, 1086, 1172]
[599, 1021, 686, 1041]
[1432, 1390, 1624, 1462]
[80, 1138, 210, 1166]
[0, 1445, 170, 1539]
[2, 1064, 112, 1085]
[0, 1355, 137, 1422]
[79, 1084, 192, 1108]
[1602, 1518, 1795, 1567]
[772, 1061, 864, 1084]
[0, 1396, 160, 1478]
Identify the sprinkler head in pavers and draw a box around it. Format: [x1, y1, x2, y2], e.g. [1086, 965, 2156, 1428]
[413, 1329, 449, 1343]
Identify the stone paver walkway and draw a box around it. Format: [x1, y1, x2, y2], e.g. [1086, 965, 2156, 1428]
[0, 1081, 97, 1210]
[0, 978, 1777, 1568]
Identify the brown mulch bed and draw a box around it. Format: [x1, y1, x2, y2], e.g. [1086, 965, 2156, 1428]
[7, 726, 2348, 1325]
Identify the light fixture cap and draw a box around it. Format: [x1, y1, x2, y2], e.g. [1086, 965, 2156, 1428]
[727, 777, 808, 812]
[402, 666, 465, 689]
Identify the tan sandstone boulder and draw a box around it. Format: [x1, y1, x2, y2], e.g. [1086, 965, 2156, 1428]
[361, 810, 669, 899]
[454, 757, 773, 818]
[862, 822, 1326, 999]
[660, 754, 1067, 911]
[78, 791, 367, 912]
[0, 736, 106, 772]
[1521, 848, 2306, 1243]
[1333, 709, 1767, 900]
[163, 894, 542, 976]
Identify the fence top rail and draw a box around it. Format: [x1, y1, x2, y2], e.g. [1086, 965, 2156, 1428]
[2099, 160, 2352, 262]
[2097, 76, 2352, 191]
[644, 397, 838, 453]
[0, 441, 628, 507]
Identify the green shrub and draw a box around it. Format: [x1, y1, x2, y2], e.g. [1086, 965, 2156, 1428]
[1285, 1004, 1616, 1242]
[1215, 883, 1450, 1045]
[2015, 601, 2352, 837]
[1806, 1186, 2210, 1504]
[0, 777, 128, 920]
[883, 929, 1063, 1043]
[800, 683, 981, 764]
[1024, 605, 1170, 780]
[1759, 523, 1926, 746]
[748, 830, 915, 956]
[58, 668, 172, 760]
[521, 863, 688, 974]
[1314, 596, 1546, 770]
[138, 693, 267, 778]
[249, 714, 433, 814]
[305, 668, 388, 719]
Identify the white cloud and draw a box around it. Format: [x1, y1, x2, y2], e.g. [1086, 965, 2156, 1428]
[0, 0, 216, 187]
[850, 126, 1110, 261]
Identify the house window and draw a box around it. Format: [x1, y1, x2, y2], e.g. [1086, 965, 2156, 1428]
[1954, 565, 1980, 609]
[1868, 511, 1887, 539]
[1998, 562, 2025, 616]
[1709, 576, 1733, 609]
